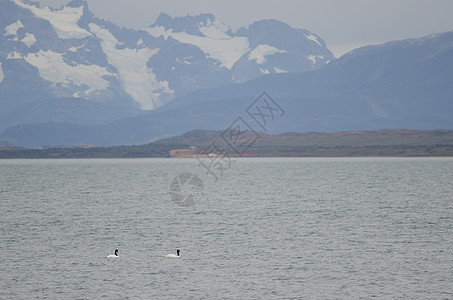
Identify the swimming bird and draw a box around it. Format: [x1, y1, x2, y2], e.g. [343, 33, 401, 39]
[165, 249, 180, 258]
[106, 249, 119, 258]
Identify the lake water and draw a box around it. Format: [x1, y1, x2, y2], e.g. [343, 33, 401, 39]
[1, 157, 452, 299]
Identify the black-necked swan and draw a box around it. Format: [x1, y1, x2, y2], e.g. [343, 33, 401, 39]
[165, 249, 180, 258]
[106, 249, 119, 258]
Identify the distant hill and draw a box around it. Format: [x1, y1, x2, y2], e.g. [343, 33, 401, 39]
[156, 129, 453, 157]
[156, 129, 453, 148]
[1, 129, 452, 158]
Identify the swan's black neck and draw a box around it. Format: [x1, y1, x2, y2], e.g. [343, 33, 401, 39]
[114, 249, 118, 256]
[176, 249, 180, 256]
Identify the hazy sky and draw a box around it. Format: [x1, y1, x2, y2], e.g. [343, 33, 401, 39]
[37, 0, 453, 57]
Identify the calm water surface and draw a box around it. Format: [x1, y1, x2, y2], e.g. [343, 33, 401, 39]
[0, 158, 452, 299]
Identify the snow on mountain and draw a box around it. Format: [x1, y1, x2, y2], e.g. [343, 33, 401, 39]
[307, 54, 325, 65]
[145, 15, 250, 70]
[145, 13, 334, 76]
[4, 19, 24, 36]
[21, 32, 37, 47]
[12, 0, 92, 39]
[229, 19, 334, 82]
[198, 17, 231, 39]
[0, 62, 3, 83]
[145, 25, 249, 70]
[249, 44, 287, 64]
[88, 23, 172, 109]
[4, 19, 37, 47]
[305, 34, 322, 47]
[0, 0, 334, 133]
[24, 49, 112, 93]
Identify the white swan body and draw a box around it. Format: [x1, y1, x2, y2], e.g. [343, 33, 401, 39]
[106, 249, 119, 258]
[166, 249, 180, 258]
[165, 254, 180, 258]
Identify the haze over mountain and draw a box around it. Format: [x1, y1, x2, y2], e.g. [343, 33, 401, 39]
[0, 0, 332, 133]
[0, 0, 452, 148]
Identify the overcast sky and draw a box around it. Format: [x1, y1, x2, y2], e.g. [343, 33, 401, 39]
[37, 0, 453, 57]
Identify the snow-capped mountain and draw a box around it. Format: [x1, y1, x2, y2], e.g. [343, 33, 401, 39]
[0, 0, 333, 117]
[3, 29, 452, 148]
[146, 13, 333, 83]
[0, 0, 171, 112]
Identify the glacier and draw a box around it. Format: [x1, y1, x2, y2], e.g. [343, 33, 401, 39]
[89, 23, 173, 110]
[12, 0, 92, 39]
[24, 49, 112, 92]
